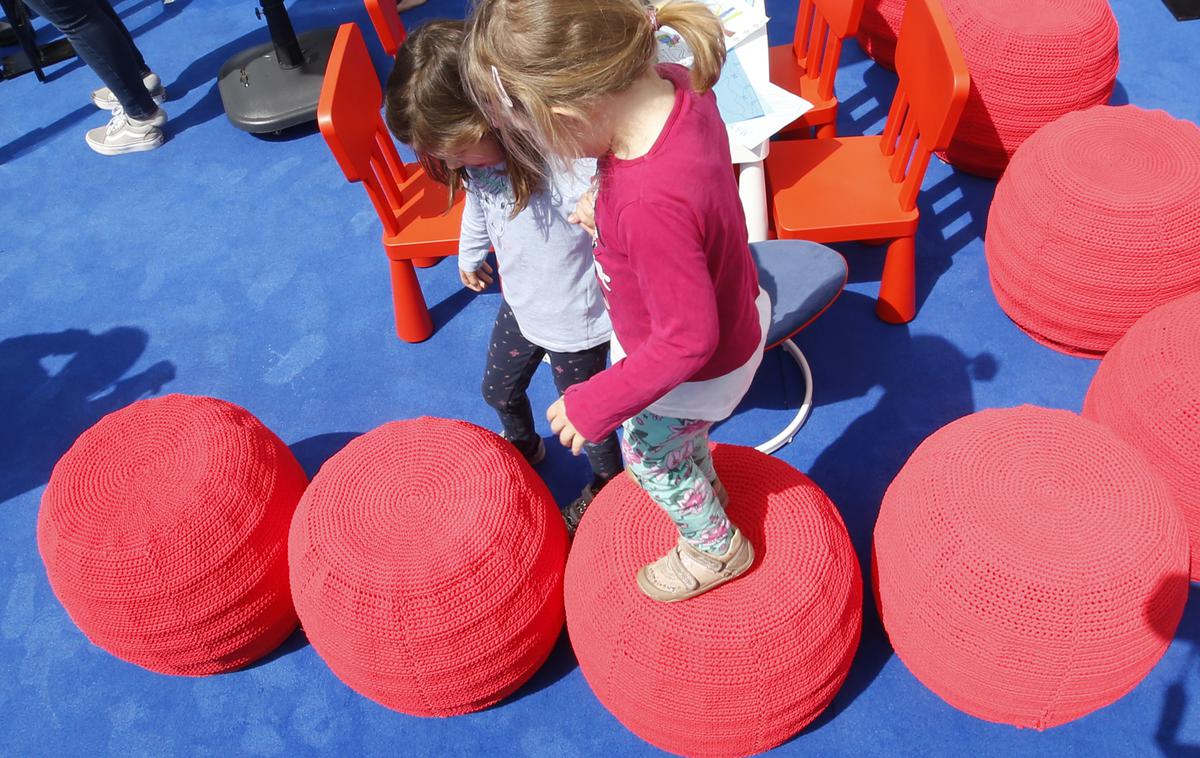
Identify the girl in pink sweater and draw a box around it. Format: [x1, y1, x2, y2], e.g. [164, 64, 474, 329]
[464, 0, 769, 602]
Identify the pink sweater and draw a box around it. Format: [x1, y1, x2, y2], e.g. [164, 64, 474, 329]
[564, 63, 762, 441]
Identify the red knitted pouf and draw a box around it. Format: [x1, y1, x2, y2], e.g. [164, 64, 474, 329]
[565, 445, 862, 758]
[985, 105, 1200, 357]
[288, 417, 568, 716]
[874, 406, 1189, 729]
[856, 0, 904, 70]
[938, 0, 1118, 177]
[1084, 292, 1200, 580]
[37, 394, 307, 676]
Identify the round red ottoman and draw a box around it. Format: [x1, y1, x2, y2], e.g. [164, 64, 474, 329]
[856, 0, 904, 70]
[985, 105, 1200, 356]
[1084, 292, 1200, 580]
[288, 417, 568, 716]
[37, 394, 308, 676]
[874, 405, 1189, 729]
[939, 0, 1118, 177]
[565, 445, 862, 757]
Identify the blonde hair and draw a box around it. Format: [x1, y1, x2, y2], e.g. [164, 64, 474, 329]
[462, 0, 725, 167]
[384, 19, 541, 213]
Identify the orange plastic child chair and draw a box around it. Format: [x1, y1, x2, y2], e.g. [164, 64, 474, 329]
[768, 0, 865, 139]
[318, 23, 464, 343]
[364, 0, 406, 57]
[765, 0, 969, 323]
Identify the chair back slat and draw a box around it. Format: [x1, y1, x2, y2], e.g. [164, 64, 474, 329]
[875, 0, 970, 210]
[893, 0, 970, 151]
[319, 24, 414, 235]
[889, 113, 919, 182]
[793, 0, 816, 63]
[364, 0, 407, 57]
[816, 36, 843, 100]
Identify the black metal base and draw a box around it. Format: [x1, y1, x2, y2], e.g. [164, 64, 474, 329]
[1162, 0, 1200, 20]
[0, 0, 76, 81]
[1, 36, 73, 80]
[217, 26, 337, 133]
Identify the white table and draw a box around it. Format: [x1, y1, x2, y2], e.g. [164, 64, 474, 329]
[724, 1, 811, 243]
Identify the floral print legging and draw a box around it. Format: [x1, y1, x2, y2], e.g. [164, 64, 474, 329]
[621, 411, 733, 555]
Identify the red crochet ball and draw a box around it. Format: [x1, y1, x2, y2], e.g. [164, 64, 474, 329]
[857, 0, 904, 69]
[939, 0, 1118, 177]
[565, 445, 862, 758]
[874, 406, 1188, 729]
[288, 417, 568, 716]
[37, 394, 307, 676]
[986, 105, 1200, 356]
[1084, 292, 1200, 579]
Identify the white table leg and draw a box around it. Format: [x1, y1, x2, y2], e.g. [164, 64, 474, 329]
[739, 159, 769, 243]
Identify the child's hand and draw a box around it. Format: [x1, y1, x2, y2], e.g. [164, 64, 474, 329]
[459, 261, 494, 292]
[568, 190, 597, 239]
[547, 397, 587, 455]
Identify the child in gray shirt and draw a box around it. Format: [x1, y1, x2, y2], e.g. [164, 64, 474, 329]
[384, 20, 621, 531]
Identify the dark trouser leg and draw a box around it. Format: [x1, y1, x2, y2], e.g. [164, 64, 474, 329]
[94, 0, 148, 75]
[480, 300, 545, 459]
[22, 0, 156, 118]
[546, 342, 624, 485]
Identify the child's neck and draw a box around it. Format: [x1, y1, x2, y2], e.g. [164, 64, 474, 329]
[609, 67, 677, 160]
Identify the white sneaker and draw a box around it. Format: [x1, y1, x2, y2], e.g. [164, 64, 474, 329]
[91, 72, 166, 111]
[85, 106, 167, 156]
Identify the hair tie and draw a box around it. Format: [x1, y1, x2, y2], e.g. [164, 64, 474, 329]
[491, 64, 514, 109]
[647, 6, 660, 31]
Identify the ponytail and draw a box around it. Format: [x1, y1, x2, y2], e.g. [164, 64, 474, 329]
[655, 1, 727, 93]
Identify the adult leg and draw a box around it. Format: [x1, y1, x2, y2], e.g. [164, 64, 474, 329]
[94, 0, 148, 75]
[480, 300, 546, 463]
[23, 0, 156, 118]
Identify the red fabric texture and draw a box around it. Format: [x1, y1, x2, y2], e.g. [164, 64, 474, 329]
[938, 0, 1118, 177]
[1084, 292, 1200, 580]
[37, 394, 307, 676]
[856, 0, 904, 69]
[564, 445, 862, 757]
[564, 63, 762, 441]
[874, 405, 1189, 729]
[859, 0, 1117, 177]
[288, 417, 568, 716]
[985, 105, 1200, 356]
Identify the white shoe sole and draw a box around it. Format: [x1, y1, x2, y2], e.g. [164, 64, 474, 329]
[85, 132, 165, 156]
[92, 91, 167, 111]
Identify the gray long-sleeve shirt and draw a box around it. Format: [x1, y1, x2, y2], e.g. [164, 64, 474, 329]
[458, 161, 611, 353]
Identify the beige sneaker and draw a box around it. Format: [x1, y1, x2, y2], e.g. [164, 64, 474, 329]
[636, 527, 754, 602]
[92, 72, 166, 110]
[85, 106, 167, 156]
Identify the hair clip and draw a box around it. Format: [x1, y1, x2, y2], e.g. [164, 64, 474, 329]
[647, 6, 660, 31]
[491, 65, 514, 109]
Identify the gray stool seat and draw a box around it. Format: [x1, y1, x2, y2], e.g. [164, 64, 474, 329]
[750, 240, 848, 453]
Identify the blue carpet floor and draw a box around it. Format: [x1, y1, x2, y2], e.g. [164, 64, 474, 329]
[2, 1, 1199, 755]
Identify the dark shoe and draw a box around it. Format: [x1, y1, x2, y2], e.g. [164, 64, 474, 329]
[502, 432, 546, 465]
[563, 481, 604, 536]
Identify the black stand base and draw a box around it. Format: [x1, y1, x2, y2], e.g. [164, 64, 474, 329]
[1162, 0, 1200, 20]
[0, 0, 76, 81]
[1, 37, 73, 80]
[217, 26, 337, 133]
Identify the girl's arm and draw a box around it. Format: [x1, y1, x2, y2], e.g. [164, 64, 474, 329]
[564, 201, 720, 440]
[457, 188, 494, 291]
[458, 188, 492, 272]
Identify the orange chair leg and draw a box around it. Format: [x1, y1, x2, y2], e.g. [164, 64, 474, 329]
[877, 236, 916, 324]
[414, 257, 441, 268]
[389, 258, 434, 342]
[816, 122, 837, 139]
